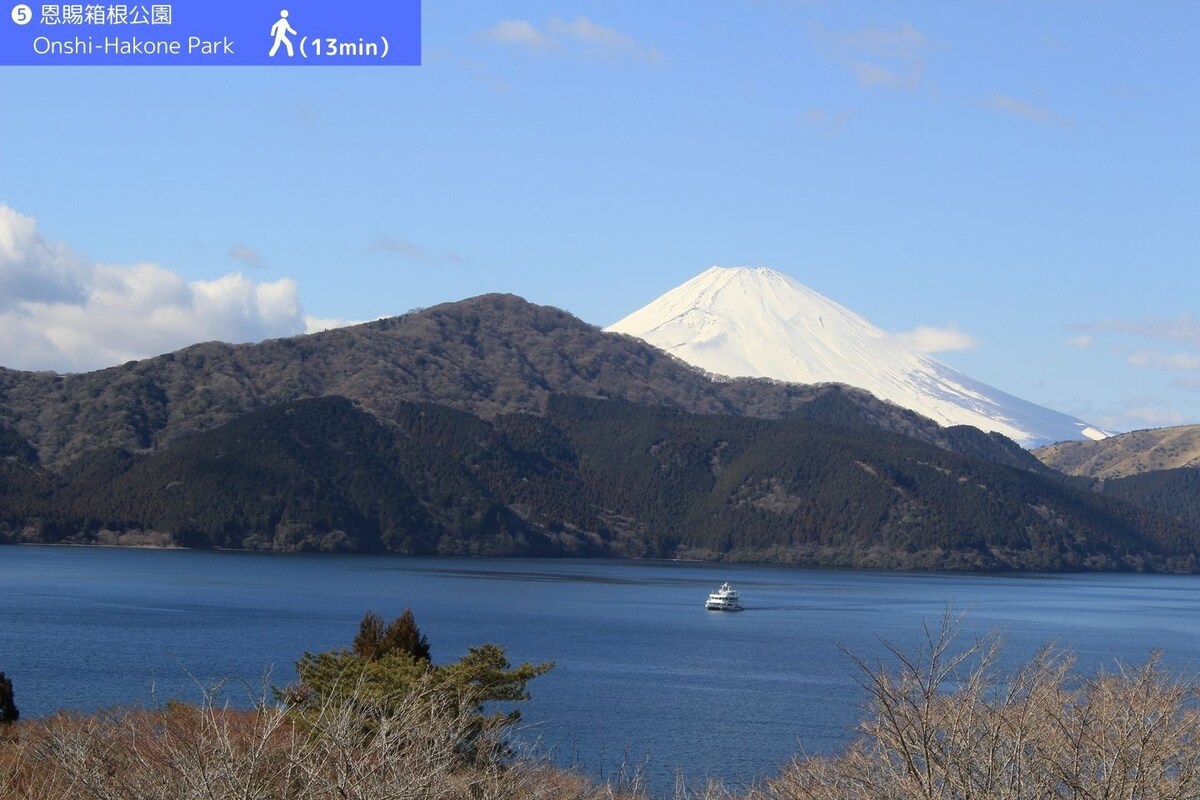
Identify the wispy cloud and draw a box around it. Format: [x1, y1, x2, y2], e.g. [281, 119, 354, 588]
[229, 243, 264, 268]
[480, 16, 661, 62]
[798, 108, 851, 137]
[888, 324, 978, 353]
[1124, 347, 1200, 391]
[1080, 314, 1200, 346]
[370, 236, 465, 267]
[0, 205, 311, 372]
[1084, 398, 1190, 432]
[1076, 314, 1200, 399]
[819, 22, 932, 91]
[988, 93, 1071, 127]
[1126, 349, 1200, 373]
[369, 236, 424, 259]
[1122, 402, 1190, 427]
[547, 17, 635, 50]
[1067, 335, 1093, 348]
[479, 19, 552, 50]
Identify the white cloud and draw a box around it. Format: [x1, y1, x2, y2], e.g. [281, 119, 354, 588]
[888, 324, 978, 353]
[1067, 335, 1093, 348]
[0, 205, 89, 309]
[480, 16, 660, 62]
[0, 205, 312, 373]
[479, 20, 552, 50]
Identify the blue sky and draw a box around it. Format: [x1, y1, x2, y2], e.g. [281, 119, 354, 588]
[1, 2, 1198, 433]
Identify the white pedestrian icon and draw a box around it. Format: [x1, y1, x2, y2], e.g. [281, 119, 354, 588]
[269, 9, 296, 57]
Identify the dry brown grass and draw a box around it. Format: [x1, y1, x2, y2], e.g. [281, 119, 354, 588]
[4, 618, 1198, 800]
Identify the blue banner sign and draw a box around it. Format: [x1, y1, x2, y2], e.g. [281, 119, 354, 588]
[0, 0, 420, 65]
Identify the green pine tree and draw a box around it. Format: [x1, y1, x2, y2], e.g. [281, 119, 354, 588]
[381, 608, 431, 662]
[279, 610, 551, 764]
[352, 610, 387, 660]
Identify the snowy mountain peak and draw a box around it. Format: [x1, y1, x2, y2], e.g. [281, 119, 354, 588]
[607, 266, 1107, 447]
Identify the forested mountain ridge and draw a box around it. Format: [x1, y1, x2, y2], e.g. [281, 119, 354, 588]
[0, 294, 1047, 474]
[6, 293, 1190, 572]
[1097, 468, 1200, 531]
[3, 395, 1196, 572]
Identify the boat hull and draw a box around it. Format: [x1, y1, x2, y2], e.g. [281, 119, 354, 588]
[705, 582, 743, 611]
[705, 602, 743, 611]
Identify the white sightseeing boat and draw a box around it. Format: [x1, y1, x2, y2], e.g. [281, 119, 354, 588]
[705, 582, 743, 611]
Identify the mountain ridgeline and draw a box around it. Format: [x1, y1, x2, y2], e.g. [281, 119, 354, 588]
[0, 294, 1042, 471]
[0, 294, 1196, 571]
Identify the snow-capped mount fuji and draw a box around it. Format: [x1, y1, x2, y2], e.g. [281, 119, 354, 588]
[606, 266, 1108, 447]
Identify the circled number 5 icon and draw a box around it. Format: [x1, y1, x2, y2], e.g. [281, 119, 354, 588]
[11, 4, 33, 25]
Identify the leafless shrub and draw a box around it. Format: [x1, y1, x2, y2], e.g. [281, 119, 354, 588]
[758, 610, 1200, 800]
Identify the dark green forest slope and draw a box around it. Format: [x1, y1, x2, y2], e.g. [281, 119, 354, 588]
[3, 395, 1195, 571]
[1101, 468, 1200, 530]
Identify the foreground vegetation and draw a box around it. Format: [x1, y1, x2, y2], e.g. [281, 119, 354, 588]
[4, 613, 1200, 799]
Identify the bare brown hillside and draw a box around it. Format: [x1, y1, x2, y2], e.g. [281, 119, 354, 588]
[1034, 425, 1200, 479]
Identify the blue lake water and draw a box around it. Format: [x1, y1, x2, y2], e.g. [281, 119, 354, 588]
[5, 545, 1200, 792]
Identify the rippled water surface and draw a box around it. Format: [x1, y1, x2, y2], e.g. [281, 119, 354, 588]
[5, 545, 1200, 791]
